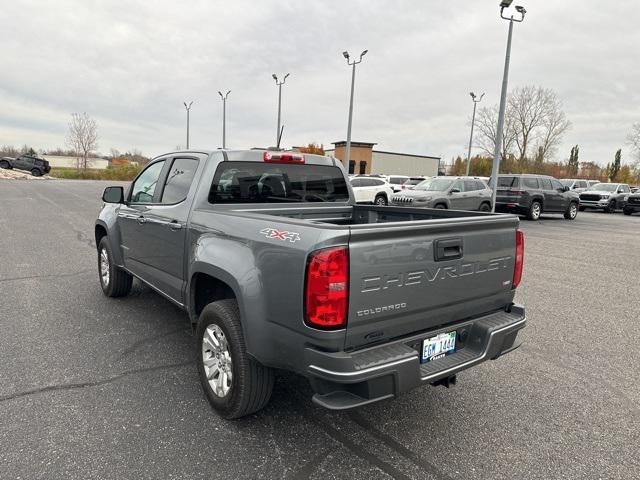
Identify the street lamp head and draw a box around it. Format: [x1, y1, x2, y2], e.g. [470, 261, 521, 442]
[499, 0, 513, 8]
[272, 73, 278, 81]
[479, 93, 485, 101]
[515, 5, 526, 14]
[470, 92, 476, 99]
[218, 91, 223, 98]
[360, 49, 368, 58]
[226, 90, 231, 97]
[342, 51, 350, 60]
[284, 73, 290, 80]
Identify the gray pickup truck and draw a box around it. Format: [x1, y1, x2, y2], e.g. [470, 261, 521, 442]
[95, 149, 526, 419]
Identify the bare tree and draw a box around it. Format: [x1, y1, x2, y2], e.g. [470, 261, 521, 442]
[66, 112, 98, 169]
[475, 104, 518, 160]
[627, 123, 640, 160]
[535, 107, 571, 161]
[475, 85, 570, 163]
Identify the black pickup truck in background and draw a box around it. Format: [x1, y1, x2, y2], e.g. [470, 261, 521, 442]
[0, 155, 51, 176]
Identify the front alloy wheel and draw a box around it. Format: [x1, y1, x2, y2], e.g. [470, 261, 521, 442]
[375, 195, 387, 206]
[202, 324, 233, 398]
[99, 248, 110, 288]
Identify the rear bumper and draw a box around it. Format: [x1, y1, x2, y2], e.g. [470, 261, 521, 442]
[494, 202, 527, 215]
[305, 306, 526, 410]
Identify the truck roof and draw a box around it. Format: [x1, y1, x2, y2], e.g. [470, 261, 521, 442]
[154, 149, 339, 167]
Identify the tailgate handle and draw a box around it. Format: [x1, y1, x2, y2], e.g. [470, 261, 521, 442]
[434, 238, 463, 261]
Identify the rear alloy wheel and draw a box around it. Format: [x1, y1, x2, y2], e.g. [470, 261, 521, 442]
[374, 194, 387, 206]
[197, 300, 274, 419]
[479, 202, 491, 212]
[31, 169, 42, 177]
[527, 201, 542, 221]
[605, 200, 616, 213]
[0, 160, 10, 169]
[564, 202, 578, 220]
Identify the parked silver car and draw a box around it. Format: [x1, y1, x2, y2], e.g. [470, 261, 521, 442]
[391, 176, 493, 211]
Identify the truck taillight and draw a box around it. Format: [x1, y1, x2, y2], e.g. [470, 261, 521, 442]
[263, 151, 305, 164]
[305, 247, 349, 329]
[512, 229, 524, 289]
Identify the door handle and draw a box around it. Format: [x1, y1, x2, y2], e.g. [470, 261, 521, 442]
[434, 238, 463, 261]
[137, 216, 147, 225]
[168, 221, 183, 231]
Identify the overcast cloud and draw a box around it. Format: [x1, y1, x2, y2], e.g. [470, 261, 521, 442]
[1, 0, 639, 165]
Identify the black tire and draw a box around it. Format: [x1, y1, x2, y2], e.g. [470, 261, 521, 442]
[526, 200, 542, 220]
[197, 300, 274, 419]
[434, 203, 447, 209]
[578, 206, 586, 212]
[31, 169, 42, 177]
[564, 202, 578, 220]
[479, 202, 491, 212]
[98, 237, 132, 297]
[0, 160, 10, 169]
[623, 208, 632, 216]
[605, 200, 616, 214]
[374, 194, 387, 206]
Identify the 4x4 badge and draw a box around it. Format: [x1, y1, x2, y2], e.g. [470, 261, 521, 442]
[260, 228, 301, 243]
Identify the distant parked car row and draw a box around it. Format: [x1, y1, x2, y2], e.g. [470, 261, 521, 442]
[349, 171, 640, 220]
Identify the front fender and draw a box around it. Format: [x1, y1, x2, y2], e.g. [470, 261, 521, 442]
[96, 204, 124, 266]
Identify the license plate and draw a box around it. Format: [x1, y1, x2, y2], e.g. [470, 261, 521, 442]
[421, 331, 456, 363]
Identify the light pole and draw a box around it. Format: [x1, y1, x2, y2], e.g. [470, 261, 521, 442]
[183, 101, 193, 149]
[489, 0, 526, 212]
[465, 92, 485, 176]
[343, 49, 368, 172]
[272, 73, 289, 146]
[218, 90, 230, 149]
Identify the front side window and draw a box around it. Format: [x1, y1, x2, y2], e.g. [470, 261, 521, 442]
[130, 160, 165, 203]
[161, 158, 199, 204]
[620, 185, 630, 193]
[414, 178, 453, 191]
[209, 161, 349, 203]
[551, 179, 564, 190]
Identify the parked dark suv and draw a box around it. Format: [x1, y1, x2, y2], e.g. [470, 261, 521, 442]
[623, 190, 640, 215]
[0, 155, 51, 176]
[495, 174, 580, 220]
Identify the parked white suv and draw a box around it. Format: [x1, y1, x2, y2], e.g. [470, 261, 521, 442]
[349, 176, 394, 205]
[383, 175, 409, 192]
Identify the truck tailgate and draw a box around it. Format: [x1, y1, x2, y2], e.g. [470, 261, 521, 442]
[346, 215, 519, 350]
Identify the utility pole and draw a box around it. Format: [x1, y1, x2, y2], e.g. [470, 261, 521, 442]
[489, 1, 526, 212]
[218, 90, 230, 148]
[183, 101, 193, 149]
[272, 73, 289, 147]
[342, 49, 368, 171]
[466, 92, 485, 176]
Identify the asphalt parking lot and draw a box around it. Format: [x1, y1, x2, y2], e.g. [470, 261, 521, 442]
[1, 180, 639, 480]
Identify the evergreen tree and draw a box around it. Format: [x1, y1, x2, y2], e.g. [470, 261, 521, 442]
[568, 145, 579, 176]
[609, 149, 621, 181]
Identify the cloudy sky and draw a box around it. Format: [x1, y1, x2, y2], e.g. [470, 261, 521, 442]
[1, 0, 639, 165]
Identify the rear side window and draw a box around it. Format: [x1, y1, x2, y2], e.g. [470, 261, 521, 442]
[498, 176, 518, 188]
[389, 177, 405, 185]
[161, 158, 199, 204]
[540, 178, 553, 190]
[464, 180, 480, 191]
[209, 161, 349, 203]
[522, 177, 539, 189]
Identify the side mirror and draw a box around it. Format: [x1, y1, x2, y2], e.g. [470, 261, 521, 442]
[102, 186, 124, 203]
[563, 186, 570, 192]
[450, 188, 461, 194]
